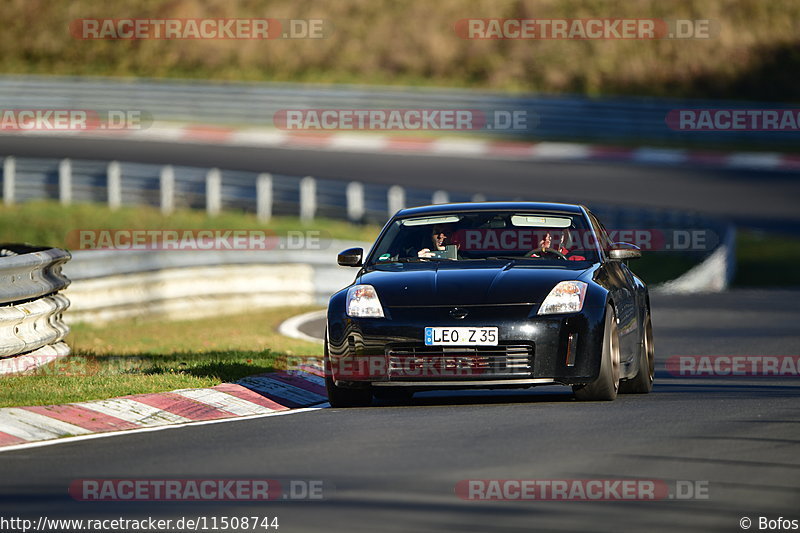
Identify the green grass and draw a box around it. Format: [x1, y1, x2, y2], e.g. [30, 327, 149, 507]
[0, 201, 380, 250]
[0, 306, 324, 408]
[632, 231, 800, 288]
[629, 252, 699, 285]
[68, 305, 324, 355]
[0, 374, 220, 408]
[733, 230, 800, 287]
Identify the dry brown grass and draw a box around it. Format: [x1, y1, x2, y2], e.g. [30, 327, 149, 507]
[1, 0, 797, 100]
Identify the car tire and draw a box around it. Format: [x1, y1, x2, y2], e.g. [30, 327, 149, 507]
[573, 304, 620, 401]
[619, 312, 654, 394]
[324, 329, 373, 408]
[325, 373, 373, 408]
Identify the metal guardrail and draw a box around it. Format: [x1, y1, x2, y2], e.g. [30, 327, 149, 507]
[0, 245, 71, 374]
[0, 75, 797, 147]
[0, 244, 71, 304]
[0, 154, 730, 245]
[64, 240, 365, 323]
[0, 294, 70, 356]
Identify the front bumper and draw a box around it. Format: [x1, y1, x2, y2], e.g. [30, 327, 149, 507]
[326, 304, 606, 389]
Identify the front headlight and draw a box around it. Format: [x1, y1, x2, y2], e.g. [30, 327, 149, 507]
[346, 284, 385, 318]
[538, 281, 587, 315]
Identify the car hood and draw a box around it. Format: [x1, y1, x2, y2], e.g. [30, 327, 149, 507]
[358, 262, 592, 307]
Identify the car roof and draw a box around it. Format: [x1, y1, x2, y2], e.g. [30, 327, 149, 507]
[394, 201, 586, 218]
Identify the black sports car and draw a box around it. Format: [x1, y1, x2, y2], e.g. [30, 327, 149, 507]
[325, 202, 654, 406]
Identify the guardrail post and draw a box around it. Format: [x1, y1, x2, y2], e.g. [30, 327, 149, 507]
[346, 181, 365, 222]
[206, 168, 222, 217]
[107, 161, 121, 210]
[300, 176, 316, 222]
[160, 165, 174, 215]
[432, 190, 449, 204]
[388, 185, 405, 216]
[2, 156, 14, 205]
[59, 159, 72, 205]
[257, 173, 272, 223]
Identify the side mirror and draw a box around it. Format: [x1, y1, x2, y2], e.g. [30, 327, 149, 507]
[608, 242, 641, 261]
[337, 247, 363, 267]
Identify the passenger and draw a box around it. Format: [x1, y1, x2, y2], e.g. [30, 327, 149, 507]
[530, 230, 586, 260]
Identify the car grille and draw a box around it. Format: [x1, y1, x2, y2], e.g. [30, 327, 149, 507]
[385, 344, 534, 380]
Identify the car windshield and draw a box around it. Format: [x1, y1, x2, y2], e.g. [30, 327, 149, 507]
[367, 211, 601, 265]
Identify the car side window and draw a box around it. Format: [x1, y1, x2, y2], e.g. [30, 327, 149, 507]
[587, 212, 612, 258]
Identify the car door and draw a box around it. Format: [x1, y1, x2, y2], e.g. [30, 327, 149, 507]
[588, 212, 639, 365]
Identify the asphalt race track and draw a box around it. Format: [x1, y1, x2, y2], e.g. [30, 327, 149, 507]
[0, 290, 797, 532]
[1, 138, 798, 532]
[2, 134, 800, 232]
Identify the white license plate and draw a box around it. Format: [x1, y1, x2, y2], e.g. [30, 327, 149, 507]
[424, 327, 498, 346]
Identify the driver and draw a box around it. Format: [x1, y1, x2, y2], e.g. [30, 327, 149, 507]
[418, 224, 456, 258]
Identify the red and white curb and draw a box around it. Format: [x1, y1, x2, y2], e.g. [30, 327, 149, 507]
[0, 365, 327, 451]
[8, 124, 800, 172]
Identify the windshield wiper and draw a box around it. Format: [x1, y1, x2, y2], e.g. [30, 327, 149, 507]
[483, 256, 531, 261]
[375, 257, 451, 264]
